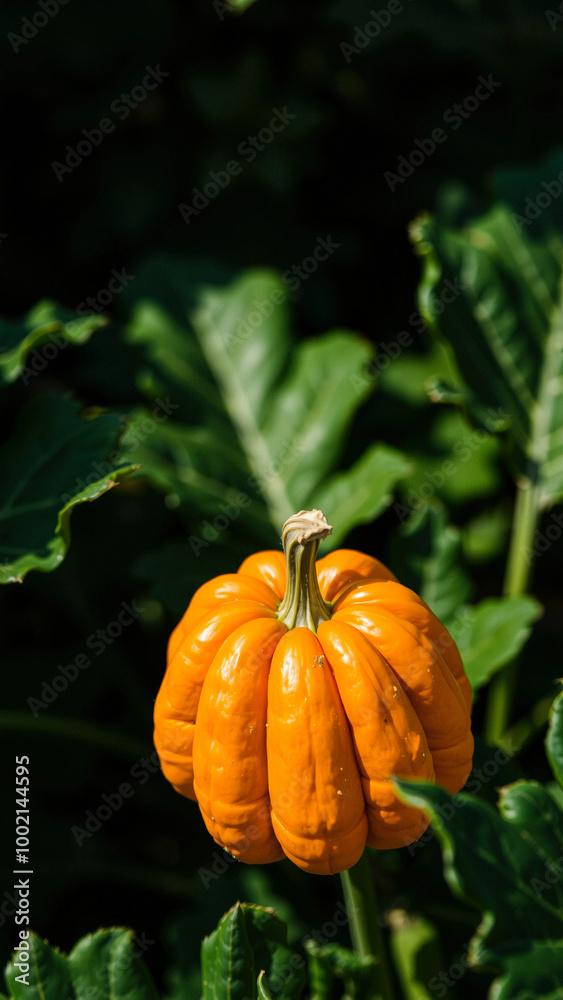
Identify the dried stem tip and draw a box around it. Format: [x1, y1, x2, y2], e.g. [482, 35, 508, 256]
[281, 509, 333, 545]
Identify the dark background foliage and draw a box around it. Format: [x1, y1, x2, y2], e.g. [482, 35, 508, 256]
[1, 1, 562, 996]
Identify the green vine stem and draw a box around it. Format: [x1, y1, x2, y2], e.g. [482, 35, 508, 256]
[340, 852, 396, 1000]
[484, 480, 541, 744]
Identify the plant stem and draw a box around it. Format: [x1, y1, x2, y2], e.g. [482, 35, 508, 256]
[276, 509, 333, 631]
[483, 480, 540, 744]
[340, 852, 396, 1000]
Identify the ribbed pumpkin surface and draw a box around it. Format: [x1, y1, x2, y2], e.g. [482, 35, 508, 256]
[154, 544, 473, 875]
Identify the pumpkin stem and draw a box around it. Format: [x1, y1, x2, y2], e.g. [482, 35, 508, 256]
[276, 509, 333, 631]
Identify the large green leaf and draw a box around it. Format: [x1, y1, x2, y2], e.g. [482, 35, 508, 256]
[452, 595, 542, 691]
[4, 934, 72, 999]
[4, 929, 159, 1000]
[125, 263, 409, 547]
[545, 689, 563, 789]
[395, 778, 563, 999]
[201, 902, 305, 1000]
[490, 943, 563, 1000]
[411, 207, 563, 506]
[0, 394, 137, 584]
[315, 444, 412, 549]
[0, 301, 105, 385]
[120, 410, 276, 545]
[68, 929, 160, 1000]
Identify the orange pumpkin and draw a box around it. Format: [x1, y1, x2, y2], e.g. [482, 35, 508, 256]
[154, 509, 473, 875]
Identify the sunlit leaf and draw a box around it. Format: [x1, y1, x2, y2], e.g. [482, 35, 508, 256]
[0, 301, 105, 385]
[201, 902, 305, 1000]
[453, 595, 542, 690]
[125, 264, 409, 549]
[411, 207, 563, 506]
[0, 395, 137, 584]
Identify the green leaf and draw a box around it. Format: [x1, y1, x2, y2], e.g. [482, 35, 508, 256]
[68, 929, 160, 1000]
[490, 942, 563, 1000]
[395, 778, 563, 998]
[120, 410, 275, 545]
[304, 940, 377, 1000]
[545, 689, 563, 788]
[394, 505, 471, 623]
[201, 902, 305, 1000]
[498, 781, 563, 878]
[452, 595, 543, 691]
[4, 928, 160, 1000]
[425, 377, 512, 434]
[192, 274, 370, 522]
[411, 207, 563, 506]
[125, 263, 408, 547]
[243, 905, 305, 1000]
[0, 301, 105, 385]
[0, 394, 137, 584]
[315, 444, 412, 549]
[5, 934, 73, 999]
[388, 912, 451, 1000]
[378, 338, 457, 408]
